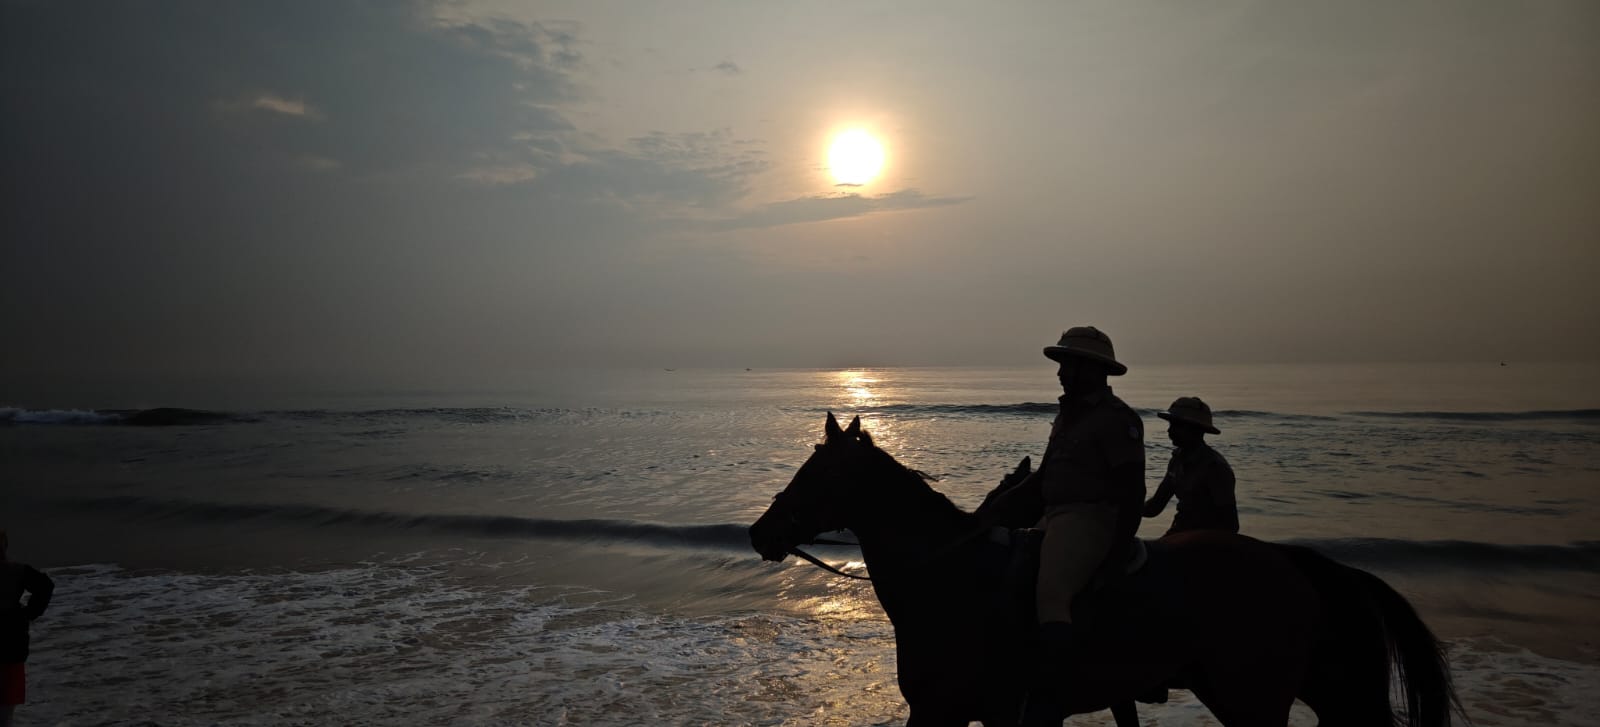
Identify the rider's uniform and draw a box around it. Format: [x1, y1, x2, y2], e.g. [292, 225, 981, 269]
[1032, 386, 1145, 623]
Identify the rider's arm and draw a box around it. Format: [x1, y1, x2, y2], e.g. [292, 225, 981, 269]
[1142, 472, 1175, 518]
[1105, 413, 1146, 512]
[22, 565, 52, 622]
[1114, 462, 1146, 519]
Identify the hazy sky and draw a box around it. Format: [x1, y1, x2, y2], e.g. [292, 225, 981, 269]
[3, 0, 1597, 381]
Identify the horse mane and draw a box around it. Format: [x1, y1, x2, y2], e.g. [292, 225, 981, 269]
[854, 437, 974, 523]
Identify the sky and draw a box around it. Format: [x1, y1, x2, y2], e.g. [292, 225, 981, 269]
[2, 0, 1597, 384]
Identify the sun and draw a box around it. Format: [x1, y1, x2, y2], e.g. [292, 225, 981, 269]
[828, 129, 885, 187]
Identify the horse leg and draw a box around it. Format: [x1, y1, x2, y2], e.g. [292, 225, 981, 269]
[1188, 686, 1292, 727]
[1187, 659, 1300, 727]
[1300, 685, 1382, 727]
[906, 705, 970, 727]
[1110, 701, 1139, 727]
[1299, 658, 1391, 727]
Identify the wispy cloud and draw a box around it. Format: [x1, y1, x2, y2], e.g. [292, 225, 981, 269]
[251, 94, 321, 120]
[713, 60, 741, 75]
[702, 189, 972, 231]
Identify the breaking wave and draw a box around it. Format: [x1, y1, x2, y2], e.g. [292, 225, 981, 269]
[1344, 409, 1600, 423]
[0, 406, 248, 426]
[49, 496, 1600, 572]
[0, 405, 662, 426]
[54, 496, 752, 549]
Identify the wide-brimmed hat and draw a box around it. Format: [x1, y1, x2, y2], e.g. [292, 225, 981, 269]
[1158, 396, 1220, 434]
[1042, 326, 1127, 376]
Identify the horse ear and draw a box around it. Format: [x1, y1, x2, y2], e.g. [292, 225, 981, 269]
[859, 430, 873, 446]
[825, 412, 843, 440]
[845, 415, 861, 438]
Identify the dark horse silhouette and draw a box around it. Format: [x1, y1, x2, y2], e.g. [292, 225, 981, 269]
[748, 414, 1460, 727]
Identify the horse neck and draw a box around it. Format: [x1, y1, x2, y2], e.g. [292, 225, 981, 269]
[841, 457, 983, 627]
[844, 456, 976, 572]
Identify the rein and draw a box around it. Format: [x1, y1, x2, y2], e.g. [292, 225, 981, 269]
[790, 524, 994, 582]
[788, 546, 873, 580]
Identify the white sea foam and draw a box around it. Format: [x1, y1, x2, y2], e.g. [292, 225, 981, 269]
[22, 563, 1599, 726]
[27, 562, 907, 725]
[0, 406, 121, 425]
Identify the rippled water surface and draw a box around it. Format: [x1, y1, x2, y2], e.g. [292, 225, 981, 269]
[4, 362, 1598, 725]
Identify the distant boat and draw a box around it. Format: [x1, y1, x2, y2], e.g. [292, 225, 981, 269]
[664, 368, 676, 372]
[1500, 362, 1508, 366]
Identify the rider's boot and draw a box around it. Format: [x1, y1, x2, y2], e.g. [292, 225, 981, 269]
[1019, 621, 1075, 726]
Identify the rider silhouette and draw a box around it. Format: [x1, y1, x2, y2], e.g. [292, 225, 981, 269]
[983, 326, 1146, 726]
[1143, 397, 1238, 535]
[2, 530, 54, 727]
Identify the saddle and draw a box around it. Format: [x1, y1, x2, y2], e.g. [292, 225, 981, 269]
[985, 530, 1176, 707]
[989, 527, 1150, 626]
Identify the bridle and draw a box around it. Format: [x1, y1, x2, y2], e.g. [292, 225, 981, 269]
[766, 489, 870, 579]
[772, 490, 993, 583]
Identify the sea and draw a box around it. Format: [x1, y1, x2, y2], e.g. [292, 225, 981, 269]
[2, 362, 1598, 726]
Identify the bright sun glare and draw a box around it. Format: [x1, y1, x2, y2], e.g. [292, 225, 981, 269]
[828, 129, 885, 187]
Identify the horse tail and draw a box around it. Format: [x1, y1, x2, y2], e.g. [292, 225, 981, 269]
[1354, 564, 1462, 727]
[1279, 545, 1462, 727]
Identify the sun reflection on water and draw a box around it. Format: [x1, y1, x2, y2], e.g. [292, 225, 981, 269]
[837, 370, 879, 406]
[774, 556, 882, 624]
[825, 369, 908, 452]
[794, 586, 878, 621]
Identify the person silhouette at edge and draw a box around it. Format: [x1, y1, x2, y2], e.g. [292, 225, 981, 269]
[981, 326, 1146, 726]
[1143, 397, 1238, 535]
[1, 530, 54, 727]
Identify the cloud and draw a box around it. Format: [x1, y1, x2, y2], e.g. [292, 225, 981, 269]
[713, 60, 741, 75]
[0, 2, 600, 370]
[702, 189, 973, 231]
[3, 1, 586, 188]
[456, 164, 538, 184]
[250, 94, 321, 119]
[214, 93, 325, 120]
[0, 0, 987, 378]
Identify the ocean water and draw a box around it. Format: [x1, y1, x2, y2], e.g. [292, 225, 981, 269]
[2, 362, 1598, 726]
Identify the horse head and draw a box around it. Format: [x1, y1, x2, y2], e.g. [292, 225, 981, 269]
[749, 412, 878, 562]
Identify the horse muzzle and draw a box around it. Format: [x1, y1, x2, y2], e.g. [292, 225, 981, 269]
[748, 514, 796, 563]
[749, 527, 792, 562]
